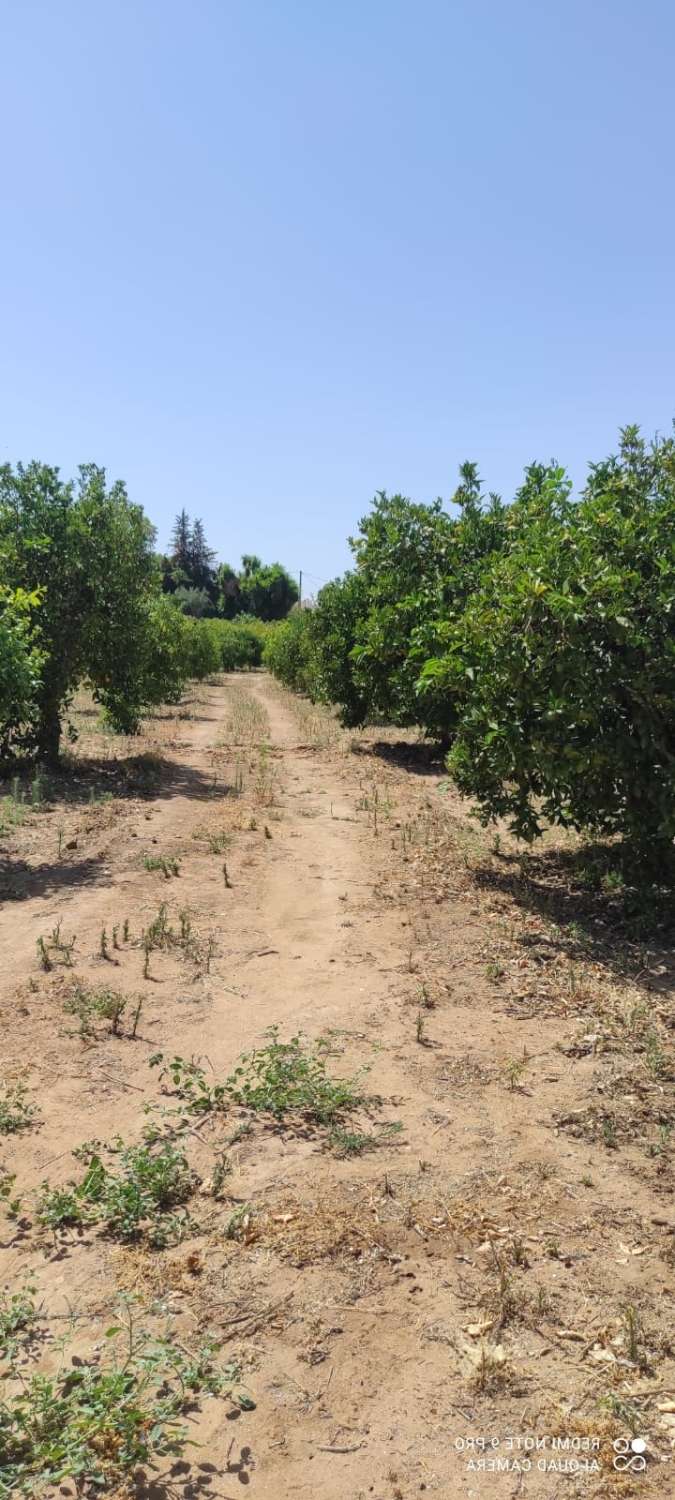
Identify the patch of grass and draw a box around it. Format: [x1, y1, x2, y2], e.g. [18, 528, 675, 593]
[0, 1082, 37, 1136]
[207, 830, 231, 854]
[36, 1138, 196, 1248]
[143, 855, 180, 878]
[328, 1121, 402, 1157]
[226, 687, 270, 746]
[0, 1296, 253, 1498]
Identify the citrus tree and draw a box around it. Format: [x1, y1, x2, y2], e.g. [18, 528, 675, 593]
[0, 461, 157, 756]
[437, 430, 675, 858]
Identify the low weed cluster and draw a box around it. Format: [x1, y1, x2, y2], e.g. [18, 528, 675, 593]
[226, 687, 270, 746]
[37, 1138, 196, 1247]
[149, 1052, 228, 1116]
[64, 983, 143, 1040]
[150, 1030, 365, 1130]
[227, 1027, 364, 1124]
[0, 1296, 253, 1498]
[0, 1283, 39, 1365]
[0, 1082, 37, 1135]
[143, 854, 180, 878]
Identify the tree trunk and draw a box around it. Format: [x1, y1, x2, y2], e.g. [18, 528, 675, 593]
[37, 701, 62, 764]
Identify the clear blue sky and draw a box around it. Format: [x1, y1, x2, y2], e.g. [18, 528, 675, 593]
[2, 1, 673, 590]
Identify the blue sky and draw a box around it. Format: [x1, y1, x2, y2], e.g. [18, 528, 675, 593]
[2, 1, 673, 589]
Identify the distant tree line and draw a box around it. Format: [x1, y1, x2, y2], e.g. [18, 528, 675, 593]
[157, 509, 298, 621]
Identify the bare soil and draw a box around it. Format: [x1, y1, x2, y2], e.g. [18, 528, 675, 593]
[1, 673, 673, 1498]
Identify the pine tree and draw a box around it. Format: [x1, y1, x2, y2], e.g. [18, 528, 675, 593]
[189, 517, 217, 592]
[169, 509, 192, 573]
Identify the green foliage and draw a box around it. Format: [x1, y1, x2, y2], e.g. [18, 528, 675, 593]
[0, 1082, 37, 1135]
[238, 560, 299, 621]
[0, 462, 157, 755]
[211, 618, 267, 670]
[149, 1052, 228, 1115]
[304, 572, 370, 724]
[136, 595, 192, 706]
[63, 983, 137, 1039]
[263, 611, 315, 694]
[439, 429, 675, 853]
[36, 1138, 196, 1246]
[226, 1027, 363, 1123]
[0, 1283, 39, 1365]
[0, 587, 44, 751]
[172, 584, 213, 618]
[348, 478, 506, 736]
[0, 1297, 252, 1498]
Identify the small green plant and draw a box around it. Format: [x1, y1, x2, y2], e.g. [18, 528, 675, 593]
[602, 1116, 618, 1150]
[36, 937, 51, 972]
[0, 1082, 37, 1135]
[122, 918, 130, 943]
[99, 927, 109, 960]
[37, 1138, 196, 1248]
[647, 1122, 672, 1159]
[206, 830, 230, 854]
[225, 1203, 255, 1241]
[622, 1303, 646, 1367]
[502, 1050, 529, 1091]
[0, 1282, 39, 1365]
[149, 1054, 228, 1117]
[144, 855, 180, 878]
[37, 922, 76, 971]
[64, 984, 131, 1039]
[0, 1296, 254, 1497]
[210, 1153, 231, 1198]
[144, 902, 171, 950]
[226, 1028, 364, 1125]
[30, 771, 46, 808]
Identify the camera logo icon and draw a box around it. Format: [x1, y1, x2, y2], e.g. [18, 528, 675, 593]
[612, 1437, 647, 1472]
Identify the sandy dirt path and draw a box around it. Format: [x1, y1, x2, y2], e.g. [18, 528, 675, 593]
[1, 673, 672, 1499]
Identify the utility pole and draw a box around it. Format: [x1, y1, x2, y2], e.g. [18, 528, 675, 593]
[298, 569, 302, 607]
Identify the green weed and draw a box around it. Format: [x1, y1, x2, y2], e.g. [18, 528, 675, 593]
[227, 1027, 364, 1125]
[0, 1296, 253, 1497]
[0, 1082, 37, 1135]
[37, 1139, 196, 1247]
[144, 855, 180, 878]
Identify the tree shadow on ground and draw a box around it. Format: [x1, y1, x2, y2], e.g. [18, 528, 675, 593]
[1, 753, 234, 808]
[349, 738, 446, 777]
[475, 839, 675, 995]
[0, 854, 108, 903]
